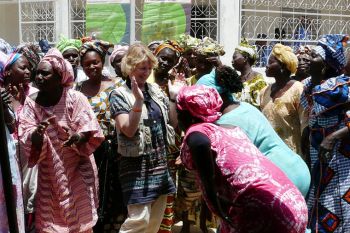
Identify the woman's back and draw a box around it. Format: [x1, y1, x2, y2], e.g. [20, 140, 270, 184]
[216, 102, 310, 196]
[181, 123, 308, 233]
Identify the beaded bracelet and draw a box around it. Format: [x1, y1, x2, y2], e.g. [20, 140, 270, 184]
[132, 107, 142, 112]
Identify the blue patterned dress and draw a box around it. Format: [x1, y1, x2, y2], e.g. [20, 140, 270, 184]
[301, 75, 350, 232]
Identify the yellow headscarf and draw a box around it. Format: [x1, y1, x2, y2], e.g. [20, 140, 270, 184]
[271, 43, 298, 74]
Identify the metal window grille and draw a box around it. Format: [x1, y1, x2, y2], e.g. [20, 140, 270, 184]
[69, 0, 86, 39]
[19, 0, 55, 44]
[241, 0, 350, 67]
[19, 0, 218, 44]
[191, 0, 218, 40]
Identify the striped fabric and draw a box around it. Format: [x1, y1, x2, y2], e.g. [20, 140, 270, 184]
[18, 88, 104, 232]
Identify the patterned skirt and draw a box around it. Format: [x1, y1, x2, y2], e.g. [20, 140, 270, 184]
[119, 151, 176, 205]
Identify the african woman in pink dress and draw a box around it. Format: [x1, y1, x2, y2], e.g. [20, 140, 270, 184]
[18, 48, 104, 232]
[176, 85, 308, 233]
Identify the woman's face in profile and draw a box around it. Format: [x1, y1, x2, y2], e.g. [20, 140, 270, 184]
[265, 55, 282, 77]
[309, 50, 325, 75]
[231, 51, 246, 71]
[111, 53, 126, 77]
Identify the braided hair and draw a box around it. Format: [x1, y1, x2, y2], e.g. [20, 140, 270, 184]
[215, 65, 243, 94]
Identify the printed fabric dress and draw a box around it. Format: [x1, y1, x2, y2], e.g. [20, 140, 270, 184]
[260, 81, 308, 156]
[75, 79, 127, 232]
[18, 88, 104, 233]
[301, 75, 350, 233]
[181, 123, 308, 233]
[234, 73, 267, 107]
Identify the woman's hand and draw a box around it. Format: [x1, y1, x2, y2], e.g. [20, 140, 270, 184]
[168, 73, 186, 101]
[319, 134, 337, 162]
[31, 115, 56, 148]
[63, 133, 84, 147]
[62, 131, 89, 147]
[175, 155, 182, 165]
[8, 83, 26, 105]
[206, 56, 222, 67]
[131, 76, 144, 101]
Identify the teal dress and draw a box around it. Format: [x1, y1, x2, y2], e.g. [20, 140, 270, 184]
[216, 102, 310, 197]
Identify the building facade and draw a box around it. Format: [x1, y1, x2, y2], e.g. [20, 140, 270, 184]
[1, 0, 349, 66]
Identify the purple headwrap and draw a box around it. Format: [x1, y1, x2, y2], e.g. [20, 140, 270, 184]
[313, 34, 349, 73]
[177, 85, 223, 123]
[41, 48, 74, 86]
[109, 44, 129, 64]
[0, 38, 13, 54]
[0, 51, 9, 84]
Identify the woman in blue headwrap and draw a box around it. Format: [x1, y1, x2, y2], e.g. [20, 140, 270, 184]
[197, 65, 310, 198]
[301, 34, 350, 232]
[15, 43, 42, 82]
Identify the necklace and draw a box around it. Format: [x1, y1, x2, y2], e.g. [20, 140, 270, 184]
[241, 70, 253, 83]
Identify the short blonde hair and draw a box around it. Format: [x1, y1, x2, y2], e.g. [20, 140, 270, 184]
[121, 43, 158, 77]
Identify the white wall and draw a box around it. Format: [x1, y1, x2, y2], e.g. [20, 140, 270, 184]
[0, 3, 20, 46]
[218, 0, 240, 66]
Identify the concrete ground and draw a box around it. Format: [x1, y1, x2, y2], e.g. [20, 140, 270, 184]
[171, 222, 217, 233]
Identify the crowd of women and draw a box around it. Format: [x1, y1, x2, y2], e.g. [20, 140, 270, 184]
[1, 32, 350, 233]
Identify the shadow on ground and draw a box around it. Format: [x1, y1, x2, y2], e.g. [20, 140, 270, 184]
[171, 222, 217, 233]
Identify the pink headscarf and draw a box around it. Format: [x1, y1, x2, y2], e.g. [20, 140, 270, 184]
[177, 85, 223, 123]
[109, 45, 129, 64]
[41, 48, 74, 86]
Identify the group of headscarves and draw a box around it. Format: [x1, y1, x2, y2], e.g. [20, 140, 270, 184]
[0, 37, 43, 84]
